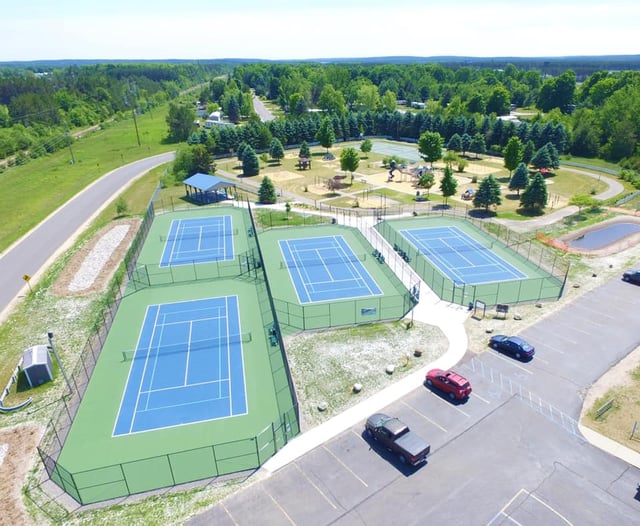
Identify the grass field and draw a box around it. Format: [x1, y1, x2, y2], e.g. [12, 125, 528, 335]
[0, 107, 174, 251]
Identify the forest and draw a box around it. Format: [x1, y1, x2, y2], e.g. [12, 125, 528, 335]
[2, 58, 640, 185]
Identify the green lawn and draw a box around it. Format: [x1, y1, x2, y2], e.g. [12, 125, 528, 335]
[0, 107, 174, 251]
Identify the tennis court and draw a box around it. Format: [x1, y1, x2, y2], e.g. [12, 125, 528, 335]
[279, 235, 383, 303]
[160, 215, 234, 267]
[400, 225, 527, 285]
[113, 296, 248, 436]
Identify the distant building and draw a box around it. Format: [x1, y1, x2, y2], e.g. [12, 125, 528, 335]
[204, 111, 233, 128]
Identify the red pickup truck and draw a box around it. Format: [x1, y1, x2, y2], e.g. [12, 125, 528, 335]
[365, 413, 431, 466]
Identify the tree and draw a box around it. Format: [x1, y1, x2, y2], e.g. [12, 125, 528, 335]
[503, 136, 524, 179]
[192, 144, 212, 174]
[440, 165, 458, 206]
[285, 200, 291, 219]
[166, 103, 195, 142]
[418, 131, 443, 168]
[569, 194, 598, 213]
[473, 174, 502, 212]
[258, 176, 277, 204]
[340, 147, 360, 184]
[315, 117, 335, 154]
[269, 138, 285, 164]
[317, 85, 346, 115]
[242, 145, 260, 177]
[447, 133, 463, 153]
[509, 162, 529, 196]
[299, 140, 311, 158]
[470, 133, 486, 159]
[417, 171, 435, 196]
[520, 172, 548, 211]
[226, 95, 241, 123]
[486, 85, 511, 115]
[461, 133, 472, 156]
[360, 138, 372, 157]
[530, 145, 553, 171]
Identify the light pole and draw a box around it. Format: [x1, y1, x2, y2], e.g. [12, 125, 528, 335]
[47, 332, 73, 396]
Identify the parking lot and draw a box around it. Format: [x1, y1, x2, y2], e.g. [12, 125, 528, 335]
[188, 278, 640, 525]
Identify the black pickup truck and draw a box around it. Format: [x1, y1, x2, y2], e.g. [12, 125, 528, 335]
[365, 413, 431, 466]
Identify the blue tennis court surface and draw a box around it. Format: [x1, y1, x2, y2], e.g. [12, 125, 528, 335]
[160, 216, 234, 267]
[113, 296, 247, 436]
[279, 235, 383, 303]
[400, 226, 527, 285]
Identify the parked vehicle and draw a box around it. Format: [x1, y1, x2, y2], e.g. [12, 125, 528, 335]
[622, 269, 640, 285]
[425, 368, 472, 400]
[365, 413, 431, 465]
[489, 334, 535, 360]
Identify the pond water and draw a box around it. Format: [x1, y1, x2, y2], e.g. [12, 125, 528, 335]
[567, 222, 640, 250]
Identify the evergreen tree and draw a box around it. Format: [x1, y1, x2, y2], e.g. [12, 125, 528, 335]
[242, 145, 260, 177]
[315, 117, 335, 154]
[470, 133, 486, 159]
[523, 140, 536, 165]
[418, 131, 444, 168]
[508, 162, 529, 196]
[440, 164, 458, 206]
[299, 140, 311, 158]
[530, 146, 553, 170]
[473, 174, 502, 212]
[503, 136, 524, 179]
[447, 133, 463, 153]
[226, 96, 241, 124]
[461, 133, 472, 156]
[258, 176, 277, 204]
[340, 147, 360, 184]
[237, 141, 249, 162]
[520, 172, 548, 210]
[269, 138, 285, 164]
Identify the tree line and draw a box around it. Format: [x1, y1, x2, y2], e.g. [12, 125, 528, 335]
[0, 62, 231, 164]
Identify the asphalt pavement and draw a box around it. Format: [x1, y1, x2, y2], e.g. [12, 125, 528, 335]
[0, 152, 175, 323]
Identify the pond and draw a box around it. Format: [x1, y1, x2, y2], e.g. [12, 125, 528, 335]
[567, 222, 640, 250]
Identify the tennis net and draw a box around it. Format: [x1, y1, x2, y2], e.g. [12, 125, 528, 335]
[159, 228, 239, 242]
[418, 240, 495, 256]
[280, 253, 367, 269]
[121, 331, 252, 362]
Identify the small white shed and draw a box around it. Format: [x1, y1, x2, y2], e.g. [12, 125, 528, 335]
[22, 345, 53, 387]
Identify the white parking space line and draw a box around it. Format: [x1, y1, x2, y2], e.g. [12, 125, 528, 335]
[527, 339, 565, 355]
[471, 392, 491, 404]
[264, 488, 297, 525]
[321, 445, 369, 487]
[401, 400, 447, 432]
[488, 352, 534, 375]
[427, 391, 470, 417]
[222, 504, 240, 526]
[293, 463, 338, 510]
[570, 302, 614, 320]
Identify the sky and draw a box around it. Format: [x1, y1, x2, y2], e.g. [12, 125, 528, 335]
[2, 0, 639, 62]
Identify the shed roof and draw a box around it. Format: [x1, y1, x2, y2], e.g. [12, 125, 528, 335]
[183, 173, 236, 192]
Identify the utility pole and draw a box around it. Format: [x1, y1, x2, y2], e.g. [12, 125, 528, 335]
[126, 78, 141, 147]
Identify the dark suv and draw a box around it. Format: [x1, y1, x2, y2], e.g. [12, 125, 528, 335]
[623, 269, 640, 285]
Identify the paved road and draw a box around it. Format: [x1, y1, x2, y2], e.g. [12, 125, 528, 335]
[0, 152, 175, 322]
[187, 277, 640, 525]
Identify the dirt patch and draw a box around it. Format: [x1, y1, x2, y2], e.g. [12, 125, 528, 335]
[268, 170, 304, 183]
[0, 423, 43, 526]
[52, 219, 140, 297]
